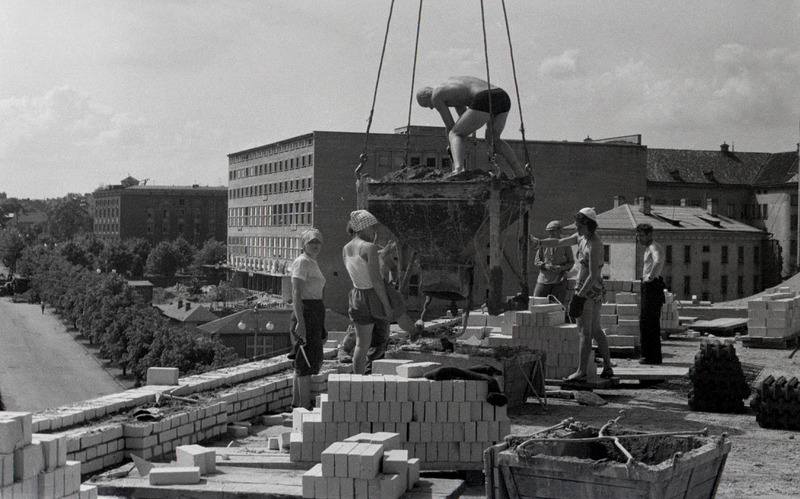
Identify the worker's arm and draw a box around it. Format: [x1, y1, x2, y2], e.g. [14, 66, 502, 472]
[430, 87, 457, 134]
[362, 242, 393, 318]
[291, 275, 306, 342]
[533, 248, 545, 269]
[530, 233, 579, 249]
[558, 246, 576, 272]
[645, 243, 665, 282]
[576, 238, 602, 298]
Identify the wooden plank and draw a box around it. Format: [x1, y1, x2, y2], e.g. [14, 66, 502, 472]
[610, 366, 688, 380]
[742, 333, 800, 350]
[93, 464, 464, 499]
[689, 318, 748, 336]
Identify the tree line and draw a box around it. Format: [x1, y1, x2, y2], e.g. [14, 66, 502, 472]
[16, 244, 238, 384]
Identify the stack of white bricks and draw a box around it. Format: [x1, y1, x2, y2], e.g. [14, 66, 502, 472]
[661, 292, 680, 330]
[289, 370, 510, 470]
[609, 292, 640, 349]
[302, 432, 420, 498]
[747, 288, 800, 339]
[602, 280, 642, 303]
[462, 299, 579, 380]
[0, 411, 96, 498]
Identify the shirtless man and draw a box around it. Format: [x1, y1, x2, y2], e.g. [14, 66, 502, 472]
[416, 76, 529, 181]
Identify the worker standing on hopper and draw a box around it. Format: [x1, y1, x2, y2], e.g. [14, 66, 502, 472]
[416, 76, 530, 183]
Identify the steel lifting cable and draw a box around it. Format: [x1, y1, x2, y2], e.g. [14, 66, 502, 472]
[479, 0, 498, 173]
[500, 0, 533, 174]
[355, 0, 397, 179]
[403, 0, 425, 168]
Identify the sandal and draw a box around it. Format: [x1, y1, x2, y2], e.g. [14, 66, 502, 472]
[600, 367, 614, 379]
[563, 372, 587, 382]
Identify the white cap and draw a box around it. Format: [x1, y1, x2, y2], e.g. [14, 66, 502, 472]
[577, 207, 597, 222]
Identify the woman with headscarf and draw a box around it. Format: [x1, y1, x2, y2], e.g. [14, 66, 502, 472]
[290, 228, 326, 409]
[531, 207, 614, 381]
[343, 210, 393, 374]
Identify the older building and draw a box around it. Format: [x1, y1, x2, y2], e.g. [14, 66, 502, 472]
[227, 128, 647, 315]
[646, 144, 799, 280]
[596, 197, 767, 302]
[92, 177, 227, 245]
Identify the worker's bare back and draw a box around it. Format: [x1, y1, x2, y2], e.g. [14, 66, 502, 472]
[431, 76, 498, 107]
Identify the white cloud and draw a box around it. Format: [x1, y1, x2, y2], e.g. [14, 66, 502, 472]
[539, 49, 581, 79]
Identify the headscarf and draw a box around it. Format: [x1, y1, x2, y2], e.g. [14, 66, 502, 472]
[348, 210, 379, 233]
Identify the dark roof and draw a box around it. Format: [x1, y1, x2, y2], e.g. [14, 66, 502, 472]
[596, 204, 763, 234]
[647, 147, 772, 185]
[751, 152, 799, 186]
[155, 303, 219, 323]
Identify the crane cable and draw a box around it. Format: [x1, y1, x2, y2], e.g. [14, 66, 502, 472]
[500, 0, 533, 175]
[355, 0, 397, 179]
[403, 0, 425, 168]
[479, 0, 498, 174]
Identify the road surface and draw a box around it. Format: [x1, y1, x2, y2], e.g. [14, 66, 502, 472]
[0, 297, 126, 411]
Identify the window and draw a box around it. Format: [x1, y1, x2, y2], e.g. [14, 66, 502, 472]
[702, 245, 710, 253]
[761, 204, 769, 220]
[684, 245, 691, 264]
[737, 275, 744, 298]
[738, 246, 744, 265]
[754, 274, 761, 294]
[665, 275, 672, 292]
[702, 262, 709, 279]
[603, 245, 610, 264]
[408, 275, 420, 297]
[721, 246, 728, 264]
[426, 157, 437, 167]
[720, 275, 728, 297]
[665, 245, 672, 264]
[683, 275, 691, 297]
[701, 292, 710, 301]
[754, 246, 760, 265]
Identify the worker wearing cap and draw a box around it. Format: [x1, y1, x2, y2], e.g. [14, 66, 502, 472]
[533, 220, 575, 305]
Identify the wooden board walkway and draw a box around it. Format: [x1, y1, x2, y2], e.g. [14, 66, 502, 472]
[546, 365, 688, 389]
[92, 462, 465, 499]
[688, 318, 748, 337]
[742, 332, 800, 350]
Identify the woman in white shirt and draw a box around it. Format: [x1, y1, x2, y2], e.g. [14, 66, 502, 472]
[291, 228, 326, 409]
[342, 210, 393, 374]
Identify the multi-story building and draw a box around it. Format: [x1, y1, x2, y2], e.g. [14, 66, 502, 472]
[226, 127, 647, 315]
[596, 197, 766, 302]
[92, 176, 227, 246]
[646, 143, 799, 279]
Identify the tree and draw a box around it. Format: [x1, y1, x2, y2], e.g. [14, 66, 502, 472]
[0, 228, 26, 275]
[47, 194, 92, 242]
[145, 241, 182, 277]
[171, 236, 195, 274]
[99, 239, 137, 275]
[191, 239, 226, 273]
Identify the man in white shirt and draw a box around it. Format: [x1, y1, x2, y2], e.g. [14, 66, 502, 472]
[636, 223, 666, 364]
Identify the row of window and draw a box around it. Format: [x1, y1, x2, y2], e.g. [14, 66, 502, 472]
[652, 198, 800, 221]
[228, 235, 304, 259]
[670, 273, 760, 301]
[229, 153, 314, 179]
[228, 202, 313, 228]
[666, 245, 759, 266]
[229, 138, 314, 165]
[229, 177, 313, 199]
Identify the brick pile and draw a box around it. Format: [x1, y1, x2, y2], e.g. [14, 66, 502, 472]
[661, 292, 680, 330]
[747, 288, 800, 339]
[289, 369, 510, 470]
[302, 432, 419, 499]
[0, 411, 97, 498]
[461, 299, 579, 380]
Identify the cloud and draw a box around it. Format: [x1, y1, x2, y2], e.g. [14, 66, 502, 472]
[539, 49, 581, 79]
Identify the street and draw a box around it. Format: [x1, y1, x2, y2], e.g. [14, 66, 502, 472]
[0, 297, 126, 411]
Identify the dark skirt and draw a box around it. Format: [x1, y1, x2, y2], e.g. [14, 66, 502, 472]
[291, 299, 326, 376]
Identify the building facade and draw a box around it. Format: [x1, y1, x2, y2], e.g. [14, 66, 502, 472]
[226, 128, 648, 315]
[92, 177, 227, 246]
[596, 197, 766, 302]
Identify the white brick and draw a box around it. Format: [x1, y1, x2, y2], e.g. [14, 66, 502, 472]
[149, 466, 201, 485]
[396, 362, 440, 378]
[13, 443, 43, 481]
[371, 360, 413, 376]
[146, 367, 179, 386]
[79, 484, 99, 499]
[175, 444, 216, 475]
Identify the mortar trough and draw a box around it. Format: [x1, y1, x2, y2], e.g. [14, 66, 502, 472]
[485, 423, 731, 499]
[359, 175, 534, 301]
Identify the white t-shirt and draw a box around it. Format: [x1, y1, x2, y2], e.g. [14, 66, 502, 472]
[291, 254, 325, 300]
[642, 242, 665, 282]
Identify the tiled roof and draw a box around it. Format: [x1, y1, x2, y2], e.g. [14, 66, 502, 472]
[647, 147, 772, 185]
[596, 204, 763, 234]
[198, 308, 293, 335]
[751, 152, 799, 186]
[155, 303, 219, 323]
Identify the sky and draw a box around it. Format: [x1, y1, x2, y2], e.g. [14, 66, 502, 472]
[1, 0, 799, 199]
